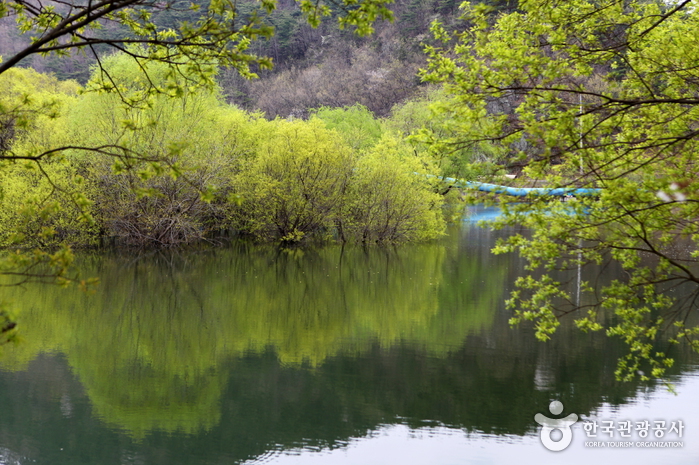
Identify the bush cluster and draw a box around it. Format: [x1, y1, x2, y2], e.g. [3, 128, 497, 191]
[0, 54, 446, 246]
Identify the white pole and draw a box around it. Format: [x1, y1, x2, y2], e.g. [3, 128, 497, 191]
[579, 93, 584, 175]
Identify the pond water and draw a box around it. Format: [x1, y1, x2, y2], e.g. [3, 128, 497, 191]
[0, 208, 697, 465]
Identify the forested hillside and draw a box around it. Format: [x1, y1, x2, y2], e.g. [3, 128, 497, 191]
[0, 0, 514, 117]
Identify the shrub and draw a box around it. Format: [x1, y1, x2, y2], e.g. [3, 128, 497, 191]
[231, 127, 445, 243]
[69, 53, 258, 245]
[312, 104, 383, 151]
[341, 135, 445, 242]
[230, 119, 354, 241]
[0, 68, 95, 247]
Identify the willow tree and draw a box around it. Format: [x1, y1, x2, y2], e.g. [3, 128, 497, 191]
[423, 0, 699, 380]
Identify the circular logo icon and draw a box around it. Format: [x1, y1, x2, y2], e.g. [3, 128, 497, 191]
[534, 401, 578, 452]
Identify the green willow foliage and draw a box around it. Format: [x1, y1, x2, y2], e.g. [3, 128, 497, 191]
[0, 69, 95, 247]
[69, 53, 255, 245]
[423, 0, 699, 380]
[231, 120, 445, 243]
[387, 86, 504, 180]
[342, 135, 445, 242]
[312, 104, 384, 151]
[230, 118, 356, 242]
[0, 55, 446, 249]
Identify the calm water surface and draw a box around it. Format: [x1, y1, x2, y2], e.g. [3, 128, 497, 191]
[1, 208, 697, 465]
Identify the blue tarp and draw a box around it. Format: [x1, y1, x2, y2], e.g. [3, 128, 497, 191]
[437, 176, 601, 198]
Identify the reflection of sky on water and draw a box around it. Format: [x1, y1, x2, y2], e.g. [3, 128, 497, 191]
[462, 205, 504, 223]
[251, 372, 699, 465]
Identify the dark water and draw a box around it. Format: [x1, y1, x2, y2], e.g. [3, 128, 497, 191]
[0, 211, 697, 464]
